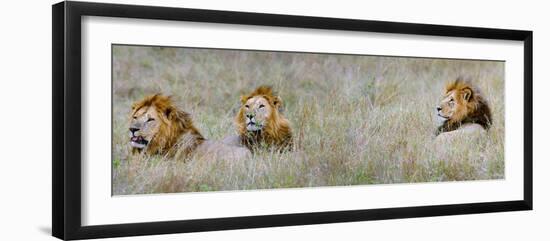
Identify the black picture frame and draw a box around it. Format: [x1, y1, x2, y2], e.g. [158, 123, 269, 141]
[52, 1, 533, 240]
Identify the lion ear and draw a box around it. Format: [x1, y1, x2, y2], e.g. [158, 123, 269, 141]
[462, 87, 473, 102]
[273, 96, 283, 112]
[164, 106, 174, 119]
[240, 95, 250, 104]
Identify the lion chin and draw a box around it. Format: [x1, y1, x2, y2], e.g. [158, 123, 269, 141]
[129, 140, 147, 149]
[246, 122, 263, 132]
[435, 77, 492, 139]
[435, 114, 450, 127]
[129, 94, 251, 161]
[231, 86, 293, 151]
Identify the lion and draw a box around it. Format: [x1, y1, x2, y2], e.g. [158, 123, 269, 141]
[435, 78, 492, 139]
[224, 86, 293, 151]
[129, 94, 250, 161]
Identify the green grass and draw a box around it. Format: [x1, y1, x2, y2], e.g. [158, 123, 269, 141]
[112, 45, 505, 195]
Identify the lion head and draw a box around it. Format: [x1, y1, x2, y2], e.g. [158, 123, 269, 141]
[129, 94, 204, 155]
[236, 86, 292, 151]
[435, 78, 492, 135]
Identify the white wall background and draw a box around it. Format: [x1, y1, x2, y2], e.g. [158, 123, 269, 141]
[0, 0, 546, 240]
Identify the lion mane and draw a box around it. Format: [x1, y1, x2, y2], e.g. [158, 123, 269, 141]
[436, 78, 492, 135]
[236, 86, 293, 151]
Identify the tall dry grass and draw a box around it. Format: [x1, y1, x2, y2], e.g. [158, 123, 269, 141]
[112, 45, 504, 195]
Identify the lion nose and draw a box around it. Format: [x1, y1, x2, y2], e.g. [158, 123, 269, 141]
[129, 127, 140, 134]
[436, 106, 442, 112]
[246, 113, 254, 119]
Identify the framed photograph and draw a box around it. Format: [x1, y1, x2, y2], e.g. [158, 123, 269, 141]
[52, 1, 533, 240]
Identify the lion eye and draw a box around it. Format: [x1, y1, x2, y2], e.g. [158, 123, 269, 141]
[259, 104, 265, 108]
[245, 105, 249, 108]
[133, 116, 137, 119]
[147, 118, 155, 122]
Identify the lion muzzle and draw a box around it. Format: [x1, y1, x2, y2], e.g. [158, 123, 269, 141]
[245, 113, 263, 131]
[129, 127, 149, 149]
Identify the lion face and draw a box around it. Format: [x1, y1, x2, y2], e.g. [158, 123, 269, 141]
[242, 96, 274, 132]
[128, 94, 194, 155]
[129, 105, 162, 150]
[236, 86, 292, 151]
[436, 87, 473, 126]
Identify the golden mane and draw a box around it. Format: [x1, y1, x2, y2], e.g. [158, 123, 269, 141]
[236, 86, 293, 151]
[131, 94, 204, 156]
[437, 78, 492, 134]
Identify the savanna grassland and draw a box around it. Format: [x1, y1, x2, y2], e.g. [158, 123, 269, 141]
[112, 45, 504, 195]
